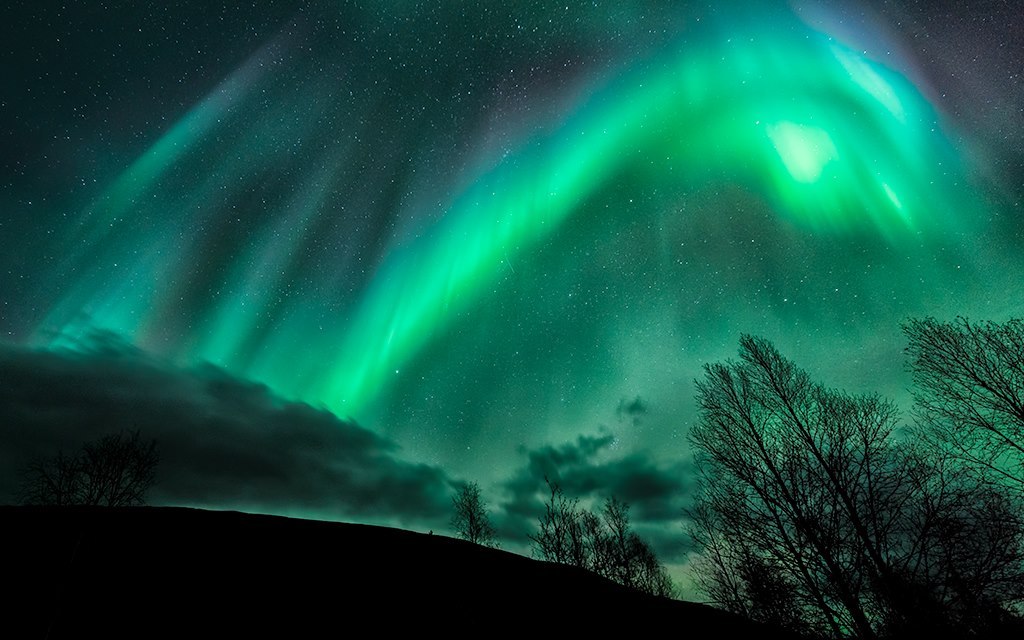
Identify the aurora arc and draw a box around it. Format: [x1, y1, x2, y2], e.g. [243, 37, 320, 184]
[317, 18, 969, 414]
[34, 9, 977, 420]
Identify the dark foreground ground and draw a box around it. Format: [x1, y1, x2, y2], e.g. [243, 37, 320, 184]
[3, 506, 795, 638]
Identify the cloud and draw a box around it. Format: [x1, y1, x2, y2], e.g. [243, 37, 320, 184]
[495, 431, 693, 560]
[0, 334, 454, 527]
[616, 395, 648, 425]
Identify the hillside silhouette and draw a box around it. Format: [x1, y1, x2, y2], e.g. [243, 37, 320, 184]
[6, 506, 796, 638]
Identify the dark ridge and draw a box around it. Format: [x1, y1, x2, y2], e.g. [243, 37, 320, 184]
[4, 506, 795, 638]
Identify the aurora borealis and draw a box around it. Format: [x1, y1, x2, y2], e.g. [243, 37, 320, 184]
[2, 0, 1023, 585]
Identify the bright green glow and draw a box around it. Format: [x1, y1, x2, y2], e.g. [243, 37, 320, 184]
[833, 45, 906, 122]
[882, 183, 903, 210]
[766, 123, 839, 183]
[34, 4, 982, 420]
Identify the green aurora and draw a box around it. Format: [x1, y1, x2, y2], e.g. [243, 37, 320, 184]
[3, 0, 1023, 571]
[27, 5, 992, 417]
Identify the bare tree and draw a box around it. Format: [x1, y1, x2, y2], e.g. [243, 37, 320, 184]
[530, 477, 674, 598]
[451, 481, 497, 547]
[20, 450, 85, 506]
[903, 316, 1024, 492]
[21, 430, 158, 507]
[894, 457, 1024, 637]
[687, 335, 1024, 638]
[78, 430, 159, 506]
[688, 496, 815, 634]
[900, 317, 1024, 633]
[689, 336, 896, 638]
[529, 477, 584, 566]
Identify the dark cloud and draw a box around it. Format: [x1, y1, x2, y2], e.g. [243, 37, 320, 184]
[0, 334, 455, 527]
[495, 432, 692, 560]
[616, 395, 648, 425]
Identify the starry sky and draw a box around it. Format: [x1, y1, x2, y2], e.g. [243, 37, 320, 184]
[2, 0, 1022, 586]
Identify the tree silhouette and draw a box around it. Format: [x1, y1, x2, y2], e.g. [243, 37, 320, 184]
[530, 477, 673, 598]
[21, 430, 159, 507]
[20, 450, 84, 506]
[529, 477, 584, 566]
[687, 335, 1024, 638]
[903, 316, 1024, 492]
[450, 481, 497, 547]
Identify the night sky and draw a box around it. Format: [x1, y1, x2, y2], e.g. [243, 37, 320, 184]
[2, 0, 1022, 589]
